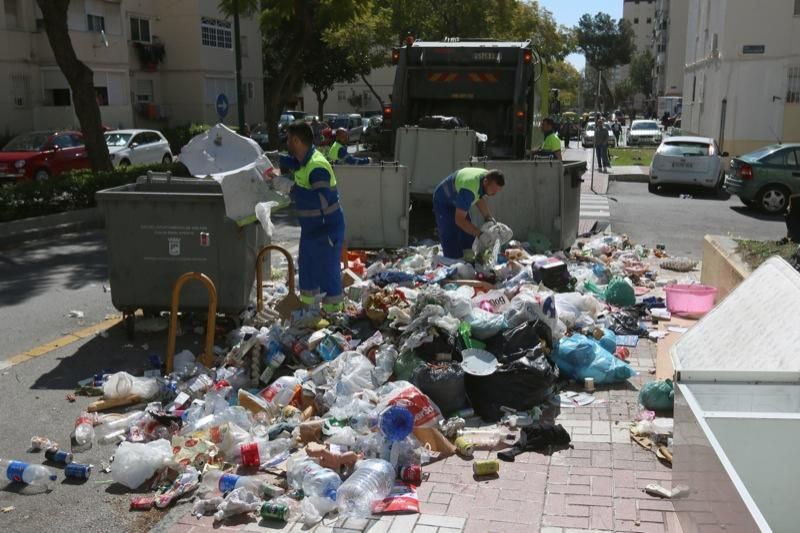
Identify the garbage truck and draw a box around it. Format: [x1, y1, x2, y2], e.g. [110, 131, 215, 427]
[377, 38, 587, 251]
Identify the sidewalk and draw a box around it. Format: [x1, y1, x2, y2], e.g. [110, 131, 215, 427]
[163, 340, 678, 533]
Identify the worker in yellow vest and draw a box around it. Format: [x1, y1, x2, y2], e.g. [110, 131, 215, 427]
[432, 168, 505, 259]
[267, 121, 345, 313]
[326, 128, 371, 165]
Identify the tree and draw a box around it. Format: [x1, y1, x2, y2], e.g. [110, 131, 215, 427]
[548, 62, 582, 110]
[575, 12, 635, 110]
[302, 39, 360, 117]
[36, 0, 111, 172]
[630, 49, 655, 98]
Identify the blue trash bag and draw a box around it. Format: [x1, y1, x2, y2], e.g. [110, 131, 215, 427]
[598, 328, 617, 353]
[553, 334, 637, 385]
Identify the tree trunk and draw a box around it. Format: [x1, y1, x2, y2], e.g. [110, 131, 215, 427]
[361, 74, 384, 108]
[37, 0, 111, 172]
[315, 89, 328, 118]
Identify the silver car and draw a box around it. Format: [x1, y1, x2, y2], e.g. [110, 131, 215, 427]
[581, 122, 617, 148]
[627, 120, 663, 146]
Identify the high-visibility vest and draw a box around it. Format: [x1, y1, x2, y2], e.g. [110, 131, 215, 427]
[454, 167, 486, 207]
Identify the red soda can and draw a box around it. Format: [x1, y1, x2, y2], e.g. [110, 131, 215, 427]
[400, 464, 422, 485]
[130, 496, 154, 510]
[199, 232, 210, 247]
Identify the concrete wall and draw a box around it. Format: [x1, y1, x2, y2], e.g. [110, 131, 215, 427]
[701, 235, 751, 302]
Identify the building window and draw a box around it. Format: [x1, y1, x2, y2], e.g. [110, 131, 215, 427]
[95, 87, 109, 106]
[788, 67, 800, 103]
[11, 73, 29, 107]
[692, 76, 697, 102]
[130, 16, 150, 42]
[46, 89, 71, 106]
[201, 17, 232, 49]
[87, 14, 105, 32]
[338, 90, 346, 101]
[795, 0, 800, 16]
[647, 17, 652, 24]
[136, 79, 154, 103]
[634, 17, 639, 24]
[4, 0, 20, 29]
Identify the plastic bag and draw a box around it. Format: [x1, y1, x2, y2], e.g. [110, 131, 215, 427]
[112, 439, 172, 489]
[334, 352, 376, 396]
[552, 335, 637, 385]
[376, 381, 443, 428]
[394, 351, 425, 382]
[445, 293, 473, 319]
[597, 328, 617, 353]
[485, 320, 553, 363]
[255, 201, 280, 239]
[604, 277, 636, 307]
[473, 221, 513, 254]
[504, 291, 558, 333]
[638, 379, 674, 411]
[103, 372, 159, 400]
[213, 487, 262, 521]
[173, 349, 197, 377]
[410, 362, 467, 416]
[467, 308, 508, 340]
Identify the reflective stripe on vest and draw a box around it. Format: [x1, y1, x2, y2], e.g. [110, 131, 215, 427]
[454, 167, 486, 207]
[294, 149, 339, 218]
[326, 141, 345, 163]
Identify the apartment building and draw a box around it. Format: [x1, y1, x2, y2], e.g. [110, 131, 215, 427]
[299, 65, 395, 117]
[620, 0, 658, 109]
[0, 0, 263, 136]
[652, 0, 688, 97]
[683, 0, 800, 155]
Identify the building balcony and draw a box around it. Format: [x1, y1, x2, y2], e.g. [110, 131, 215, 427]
[132, 41, 166, 72]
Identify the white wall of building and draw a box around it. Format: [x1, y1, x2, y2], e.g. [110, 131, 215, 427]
[621, 0, 658, 110]
[300, 65, 395, 117]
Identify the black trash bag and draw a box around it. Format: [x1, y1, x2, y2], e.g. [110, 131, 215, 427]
[414, 327, 456, 362]
[418, 115, 467, 129]
[498, 421, 571, 461]
[485, 320, 553, 364]
[410, 362, 467, 416]
[465, 348, 559, 422]
[607, 309, 647, 336]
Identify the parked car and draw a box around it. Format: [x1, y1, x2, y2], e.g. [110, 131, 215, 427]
[105, 129, 172, 167]
[627, 120, 663, 146]
[0, 130, 89, 183]
[724, 143, 800, 214]
[649, 136, 728, 193]
[250, 123, 270, 149]
[581, 122, 617, 148]
[331, 114, 365, 144]
[323, 113, 338, 124]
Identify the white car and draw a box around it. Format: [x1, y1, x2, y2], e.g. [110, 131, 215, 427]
[581, 122, 617, 147]
[627, 120, 662, 146]
[105, 129, 173, 167]
[649, 136, 728, 193]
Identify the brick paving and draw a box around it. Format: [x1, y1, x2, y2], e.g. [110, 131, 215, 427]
[166, 341, 678, 533]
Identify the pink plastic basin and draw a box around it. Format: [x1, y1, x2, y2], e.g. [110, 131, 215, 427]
[665, 284, 717, 316]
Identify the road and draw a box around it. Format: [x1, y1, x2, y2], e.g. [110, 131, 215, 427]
[0, 156, 786, 532]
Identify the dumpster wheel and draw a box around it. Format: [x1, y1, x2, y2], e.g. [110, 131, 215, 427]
[123, 311, 136, 340]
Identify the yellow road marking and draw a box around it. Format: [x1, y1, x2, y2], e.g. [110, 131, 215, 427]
[1, 315, 122, 369]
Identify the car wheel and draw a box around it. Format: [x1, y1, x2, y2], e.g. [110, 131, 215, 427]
[648, 182, 658, 194]
[34, 169, 50, 183]
[758, 185, 790, 214]
[162, 154, 172, 164]
[119, 159, 130, 168]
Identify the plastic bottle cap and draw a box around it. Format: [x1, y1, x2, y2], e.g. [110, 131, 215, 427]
[326, 488, 337, 500]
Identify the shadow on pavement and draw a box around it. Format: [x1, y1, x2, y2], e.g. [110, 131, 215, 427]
[651, 184, 731, 201]
[0, 230, 109, 307]
[729, 205, 785, 222]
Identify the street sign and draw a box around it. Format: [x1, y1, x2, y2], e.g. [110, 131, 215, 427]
[742, 45, 765, 54]
[216, 93, 229, 120]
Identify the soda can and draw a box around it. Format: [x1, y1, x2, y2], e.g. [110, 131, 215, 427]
[199, 232, 210, 247]
[400, 464, 422, 485]
[45, 448, 74, 464]
[455, 436, 474, 457]
[472, 459, 500, 476]
[65, 463, 92, 480]
[260, 502, 289, 521]
[130, 496, 154, 510]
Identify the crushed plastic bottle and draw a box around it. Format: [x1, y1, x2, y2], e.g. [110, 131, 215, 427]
[1, 458, 57, 490]
[258, 375, 299, 407]
[201, 469, 270, 496]
[336, 459, 396, 518]
[95, 411, 146, 444]
[237, 438, 292, 467]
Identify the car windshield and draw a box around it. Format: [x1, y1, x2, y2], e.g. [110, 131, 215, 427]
[658, 141, 710, 157]
[3, 132, 51, 152]
[632, 122, 659, 131]
[104, 133, 132, 147]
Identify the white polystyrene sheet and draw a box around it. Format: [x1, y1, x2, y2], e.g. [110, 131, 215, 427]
[671, 257, 800, 382]
[179, 123, 286, 224]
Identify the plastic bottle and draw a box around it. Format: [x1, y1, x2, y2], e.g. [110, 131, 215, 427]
[302, 465, 342, 501]
[0, 459, 58, 490]
[336, 459, 396, 518]
[259, 348, 287, 384]
[456, 428, 505, 449]
[379, 405, 414, 442]
[95, 411, 146, 444]
[258, 375, 299, 407]
[238, 437, 293, 467]
[287, 456, 322, 490]
[201, 469, 269, 495]
[72, 412, 98, 446]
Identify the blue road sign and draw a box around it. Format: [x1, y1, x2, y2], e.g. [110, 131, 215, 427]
[216, 93, 229, 120]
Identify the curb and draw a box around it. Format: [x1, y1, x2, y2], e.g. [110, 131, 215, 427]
[609, 174, 649, 183]
[0, 207, 104, 247]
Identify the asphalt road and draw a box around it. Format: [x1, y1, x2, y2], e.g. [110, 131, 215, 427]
[607, 181, 786, 258]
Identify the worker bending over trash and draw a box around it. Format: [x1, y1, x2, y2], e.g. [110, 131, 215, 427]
[326, 128, 371, 165]
[432, 168, 505, 259]
[266, 121, 346, 313]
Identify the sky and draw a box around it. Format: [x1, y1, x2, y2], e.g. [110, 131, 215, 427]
[537, 0, 623, 72]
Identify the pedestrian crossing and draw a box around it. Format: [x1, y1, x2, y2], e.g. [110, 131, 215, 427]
[580, 193, 611, 220]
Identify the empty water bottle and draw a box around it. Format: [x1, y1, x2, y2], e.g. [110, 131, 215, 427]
[336, 459, 396, 518]
[201, 469, 268, 495]
[302, 465, 342, 501]
[287, 456, 321, 490]
[72, 412, 99, 446]
[1, 458, 57, 490]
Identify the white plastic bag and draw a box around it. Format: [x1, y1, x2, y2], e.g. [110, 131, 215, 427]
[334, 352, 377, 396]
[255, 201, 279, 238]
[103, 372, 159, 400]
[112, 439, 172, 489]
[467, 308, 508, 340]
[173, 349, 196, 377]
[213, 487, 262, 521]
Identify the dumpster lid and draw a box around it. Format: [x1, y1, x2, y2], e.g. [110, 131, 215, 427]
[671, 257, 800, 382]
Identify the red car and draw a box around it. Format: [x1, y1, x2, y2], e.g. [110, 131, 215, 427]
[0, 130, 90, 184]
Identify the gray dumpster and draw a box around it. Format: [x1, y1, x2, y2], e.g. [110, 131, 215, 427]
[335, 163, 410, 249]
[96, 175, 268, 318]
[461, 159, 586, 251]
[395, 127, 477, 195]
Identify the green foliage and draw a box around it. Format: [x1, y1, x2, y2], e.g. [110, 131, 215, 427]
[0, 162, 189, 222]
[548, 62, 582, 110]
[161, 123, 211, 154]
[630, 49, 655, 97]
[575, 12, 635, 71]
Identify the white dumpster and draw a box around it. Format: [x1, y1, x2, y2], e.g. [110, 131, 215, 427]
[335, 163, 410, 249]
[395, 127, 477, 195]
[671, 257, 800, 533]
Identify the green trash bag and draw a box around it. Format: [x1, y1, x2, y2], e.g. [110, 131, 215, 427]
[639, 379, 674, 411]
[394, 350, 425, 382]
[604, 277, 636, 307]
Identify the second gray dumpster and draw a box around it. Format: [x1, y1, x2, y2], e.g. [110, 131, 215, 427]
[96, 175, 268, 318]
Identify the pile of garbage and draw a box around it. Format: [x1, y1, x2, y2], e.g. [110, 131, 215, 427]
[2, 231, 689, 526]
